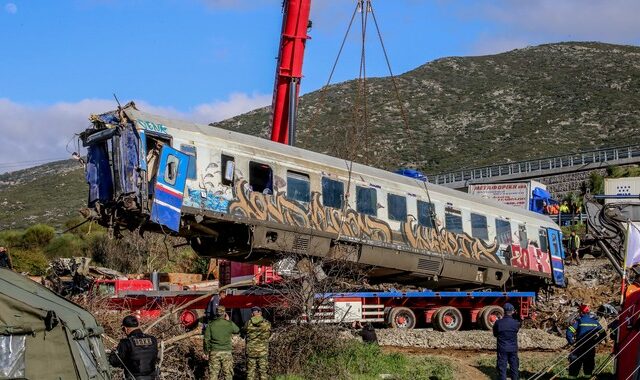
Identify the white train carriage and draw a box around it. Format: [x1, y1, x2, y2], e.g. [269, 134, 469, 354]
[81, 103, 566, 290]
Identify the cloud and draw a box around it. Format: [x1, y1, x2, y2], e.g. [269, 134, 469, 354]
[0, 93, 270, 173]
[465, 0, 640, 54]
[4, 3, 17, 14]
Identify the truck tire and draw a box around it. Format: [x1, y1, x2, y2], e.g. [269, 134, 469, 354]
[388, 307, 416, 329]
[478, 305, 503, 330]
[434, 306, 463, 332]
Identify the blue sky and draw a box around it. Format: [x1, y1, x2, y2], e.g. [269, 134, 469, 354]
[1, 0, 640, 172]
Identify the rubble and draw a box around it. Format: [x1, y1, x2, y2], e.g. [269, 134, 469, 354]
[533, 258, 620, 333]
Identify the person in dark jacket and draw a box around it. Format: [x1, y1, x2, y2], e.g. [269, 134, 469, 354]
[353, 321, 378, 344]
[109, 316, 159, 380]
[203, 290, 227, 332]
[493, 303, 520, 380]
[566, 304, 605, 377]
[0, 247, 13, 269]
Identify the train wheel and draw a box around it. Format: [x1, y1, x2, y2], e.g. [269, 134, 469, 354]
[388, 307, 417, 329]
[479, 305, 504, 330]
[434, 306, 463, 332]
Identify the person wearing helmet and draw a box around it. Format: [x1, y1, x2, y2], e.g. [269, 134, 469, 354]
[204, 306, 240, 380]
[108, 315, 159, 380]
[566, 304, 605, 377]
[243, 306, 272, 380]
[493, 303, 521, 380]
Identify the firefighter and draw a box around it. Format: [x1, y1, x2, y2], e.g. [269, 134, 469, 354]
[244, 306, 271, 380]
[204, 306, 239, 380]
[566, 304, 605, 377]
[109, 316, 159, 380]
[493, 303, 520, 380]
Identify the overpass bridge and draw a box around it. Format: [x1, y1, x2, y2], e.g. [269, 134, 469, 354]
[429, 144, 640, 190]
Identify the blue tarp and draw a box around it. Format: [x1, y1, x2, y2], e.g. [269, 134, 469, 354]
[395, 168, 428, 182]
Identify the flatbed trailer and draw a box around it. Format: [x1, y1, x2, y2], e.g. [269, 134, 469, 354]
[221, 290, 536, 331]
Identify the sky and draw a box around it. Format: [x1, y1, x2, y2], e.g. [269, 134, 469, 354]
[1, 0, 640, 173]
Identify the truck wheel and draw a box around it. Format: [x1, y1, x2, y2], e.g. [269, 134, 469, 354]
[433, 306, 463, 332]
[479, 305, 504, 330]
[179, 309, 200, 331]
[388, 307, 416, 329]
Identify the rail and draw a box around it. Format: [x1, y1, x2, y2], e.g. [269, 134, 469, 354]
[429, 144, 640, 187]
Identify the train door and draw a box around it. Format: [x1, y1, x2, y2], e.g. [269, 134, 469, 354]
[547, 228, 566, 286]
[150, 146, 189, 231]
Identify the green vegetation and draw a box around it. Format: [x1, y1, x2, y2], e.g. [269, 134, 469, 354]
[275, 342, 454, 380]
[475, 353, 614, 379]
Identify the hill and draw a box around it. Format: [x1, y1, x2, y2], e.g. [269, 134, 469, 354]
[2, 41, 640, 229]
[0, 160, 85, 229]
[212, 41, 640, 174]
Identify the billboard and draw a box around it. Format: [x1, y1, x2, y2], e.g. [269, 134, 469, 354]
[469, 182, 530, 209]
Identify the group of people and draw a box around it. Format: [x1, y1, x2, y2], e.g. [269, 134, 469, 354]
[542, 200, 582, 216]
[109, 300, 271, 380]
[493, 302, 604, 380]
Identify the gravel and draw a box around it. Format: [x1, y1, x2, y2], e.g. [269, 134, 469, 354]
[376, 328, 567, 350]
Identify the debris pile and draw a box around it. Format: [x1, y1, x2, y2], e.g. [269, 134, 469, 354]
[534, 258, 620, 333]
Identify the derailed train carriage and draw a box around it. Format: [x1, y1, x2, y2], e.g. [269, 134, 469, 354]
[80, 102, 566, 291]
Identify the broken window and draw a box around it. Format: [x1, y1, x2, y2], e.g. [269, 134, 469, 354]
[387, 193, 407, 221]
[287, 171, 310, 203]
[322, 177, 344, 209]
[417, 200, 435, 228]
[471, 213, 489, 240]
[221, 155, 235, 186]
[496, 219, 512, 245]
[519, 225, 528, 247]
[180, 144, 197, 180]
[0, 335, 26, 378]
[356, 186, 377, 216]
[164, 154, 179, 185]
[249, 162, 273, 194]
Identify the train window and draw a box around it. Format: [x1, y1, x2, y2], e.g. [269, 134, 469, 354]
[471, 213, 489, 240]
[417, 201, 435, 228]
[356, 186, 377, 216]
[287, 171, 310, 203]
[180, 144, 197, 180]
[445, 210, 463, 234]
[221, 154, 235, 186]
[164, 154, 179, 185]
[518, 225, 528, 247]
[249, 161, 273, 194]
[322, 177, 344, 209]
[538, 229, 549, 252]
[388, 194, 407, 221]
[496, 219, 512, 245]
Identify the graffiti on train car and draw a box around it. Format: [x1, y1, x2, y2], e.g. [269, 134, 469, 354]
[400, 219, 500, 263]
[228, 180, 394, 242]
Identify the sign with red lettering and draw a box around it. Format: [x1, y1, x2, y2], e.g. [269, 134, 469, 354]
[468, 183, 529, 209]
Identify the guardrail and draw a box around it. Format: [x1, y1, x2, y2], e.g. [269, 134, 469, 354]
[429, 145, 640, 186]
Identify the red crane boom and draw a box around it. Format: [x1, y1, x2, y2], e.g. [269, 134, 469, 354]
[270, 0, 312, 145]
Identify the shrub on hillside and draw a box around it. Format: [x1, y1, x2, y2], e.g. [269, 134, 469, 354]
[44, 233, 86, 258]
[21, 224, 55, 249]
[10, 248, 49, 275]
[0, 230, 24, 248]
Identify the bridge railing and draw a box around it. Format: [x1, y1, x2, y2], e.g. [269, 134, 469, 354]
[430, 145, 640, 185]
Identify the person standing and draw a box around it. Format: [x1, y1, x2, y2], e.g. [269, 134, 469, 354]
[493, 303, 520, 380]
[109, 316, 159, 380]
[203, 290, 227, 332]
[568, 231, 581, 265]
[566, 304, 605, 377]
[0, 247, 13, 269]
[204, 306, 239, 380]
[244, 306, 271, 380]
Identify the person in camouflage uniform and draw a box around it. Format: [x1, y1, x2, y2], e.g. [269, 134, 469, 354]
[204, 306, 239, 380]
[244, 306, 271, 380]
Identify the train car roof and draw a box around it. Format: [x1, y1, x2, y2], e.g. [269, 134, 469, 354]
[123, 106, 556, 226]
